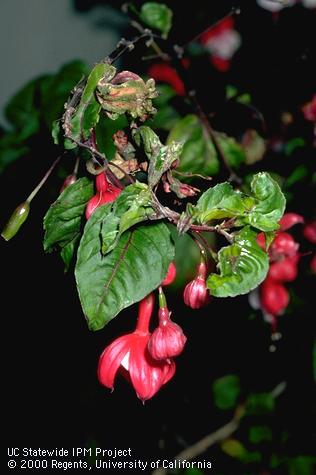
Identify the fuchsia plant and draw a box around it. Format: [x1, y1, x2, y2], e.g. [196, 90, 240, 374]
[5, 2, 315, 402]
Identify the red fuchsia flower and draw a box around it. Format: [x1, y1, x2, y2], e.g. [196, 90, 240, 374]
[183, 259, 211, 309]
[279, 212, 304, 231]
[256, 232, 267, 251]
[85, 173, 121, 219]
[98, 293, 175, 401]
[268, 255, 299, 282]
[260, 277, 290, 317]
[148, 63, 185, 96]
[257, 213, 303, 252]
[302, 95, 316, 122]
[161, 262, 177, 286]
[148, 288, 187, 361]
[270, 232, 299, 259]
[303, 221, 316, 244]
[200, 17, 241, 72]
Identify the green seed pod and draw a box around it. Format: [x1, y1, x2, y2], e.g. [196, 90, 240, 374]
[1, 202, 30, 241]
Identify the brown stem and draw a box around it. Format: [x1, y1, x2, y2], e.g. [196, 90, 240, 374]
[189, 93, 242, 184]
[172, 170, 213, 181]
[65, 136, 125, 190]
[106, 32, 158, 64]
[150, 192, 234, 243]
[151, 381, 287, 475]
[128, 12, 242, 185]
[26, 155, 64, 203]
[151, 412, 241, 475]
[72, 156, 80, 176]
[182, 6, 241, 48]
[130, 20, 170, 61]
[191, 230, 218, 262]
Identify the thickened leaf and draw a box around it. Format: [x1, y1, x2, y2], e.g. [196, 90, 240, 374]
[207, 226, 269, 297]
[244, 172, 286, 232]
[134, 126, 182, 187]
[75, 219, 174, 330]
[43, 177, 94, 267]
[66, 63, 108, 144]
[196, 182, 254, 223]
[140, 3, 173, 39]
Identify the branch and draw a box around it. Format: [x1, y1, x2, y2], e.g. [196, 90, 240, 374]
[66, 136, 124, 189]
[126, 12, 243, 185]
[188, 92, 242, 185]
[151, 411, 241, 475]
[151, 382, 287, 475]
[150, 192, 234, 243]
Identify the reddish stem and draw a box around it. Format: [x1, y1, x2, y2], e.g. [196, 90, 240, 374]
[136, 293, 155, 333]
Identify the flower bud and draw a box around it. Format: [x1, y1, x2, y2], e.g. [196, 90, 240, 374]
[161, 262, 177, 286]
[60, 174, 77, 193]
[1, 202, 30, 241]
[148, 307, 187, 361]
[279, 212, 304, 231]
[268, 255, 299, 282]
[303, 221, 316, 244]
[270, 232, 299, 258]
[260, 278, 289, 316]
[183, 260, 211, 309]
[256, 232, 266, 251]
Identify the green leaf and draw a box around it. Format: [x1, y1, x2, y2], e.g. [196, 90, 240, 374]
[95, 114, 128, 160]
[5, 80, 40, 140]
[43, 177, 94, 268]
[196, 182, 254, 223]
[168, 226, 201, 290]
[285, 137, 305, 156]
[216, 132, 246, 168]
[148, 85, 180, 131]
[0, 135, 28, 172]
[243, 172, 286, 232]
[213, 374, 241, 410]
[134, 126, 182, 187]
[76, 220, 174, 330]
[246, 392, 275, 415]
[284, 164, 308, 188]
[183, 469, 204, 475]
[167, 114, 220, 178]
[241, 129, 266, 165]
[41, 60, 87, 128]
[66, 63, 108, 144]
[207, 226, 269, 297]
[221, 439, 247, 458]
[221, 439, 262, 463]
[248, 425, 272, 444]
[95, 182, 155, 255]
[140, 2, 173, 39]
[287, 456, 316, 475]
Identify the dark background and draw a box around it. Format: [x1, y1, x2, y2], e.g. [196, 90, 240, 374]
[1, 1, 315, 473]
